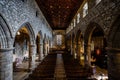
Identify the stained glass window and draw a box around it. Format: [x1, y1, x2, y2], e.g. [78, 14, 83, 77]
[56, 35, 62, 45]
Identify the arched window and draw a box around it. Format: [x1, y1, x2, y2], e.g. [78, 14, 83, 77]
[56, 34, 62, 45]
[83, 2, 88, 18]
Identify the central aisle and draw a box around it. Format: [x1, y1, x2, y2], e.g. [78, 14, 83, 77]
[54, 54, 66, 80]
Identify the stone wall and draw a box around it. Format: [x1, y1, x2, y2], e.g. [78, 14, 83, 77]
[0, 0, 52, 80]
[66, 1, 120, 80]
[0, 0, 52, 41]
[67, 0, 120, 37]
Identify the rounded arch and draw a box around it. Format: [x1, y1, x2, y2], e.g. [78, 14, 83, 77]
[84, 22, 107, 67]
[16, 22, 35, 45]
[84, 22, 105, 44]
[0, 14, 12, 48]
[13, 22, 35, 70]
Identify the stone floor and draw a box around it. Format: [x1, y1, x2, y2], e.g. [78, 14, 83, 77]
[91, 66, 108, 80]
[13, 60, 40, 80]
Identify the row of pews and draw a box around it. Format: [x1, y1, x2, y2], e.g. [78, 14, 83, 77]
[25, 54, 57, 80]
[62, 53, 96, 80]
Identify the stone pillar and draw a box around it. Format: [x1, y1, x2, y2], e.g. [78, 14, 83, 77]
[38, 43, 44, 60]
[40, 44, 44, 60]
[107, 47, 120, 80]
[70, 40, 73, 55]
[84, 44, 91, 67]
[0, 48, 14, 80]
[29, 44, 36, 70]
[77, 43, 81, 62]
[87, 44, 91, 66]
[70, 37, 73, 55]
[43, 41, 47, 56]
[73, 42, 76, 59]
[37, 43, 41, 61]
[47, 43, 50, 54]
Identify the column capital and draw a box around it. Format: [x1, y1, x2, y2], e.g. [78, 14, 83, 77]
[0, 47, 14, 52]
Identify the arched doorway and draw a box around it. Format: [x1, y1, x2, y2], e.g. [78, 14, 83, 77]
[90, 28, 107, 68]
[13, 23, 35, 74]
[84, 22, 108, 79]
[13, 26, 30, 72]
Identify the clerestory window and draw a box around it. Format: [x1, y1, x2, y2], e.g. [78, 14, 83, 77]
[77, 13, 80, 23]
[83, 2, 88, 18]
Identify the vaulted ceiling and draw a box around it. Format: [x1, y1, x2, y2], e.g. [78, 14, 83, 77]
[35, 0, 84, 30]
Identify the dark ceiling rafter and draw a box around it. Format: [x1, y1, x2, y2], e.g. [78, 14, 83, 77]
[35, 0, 84, 30]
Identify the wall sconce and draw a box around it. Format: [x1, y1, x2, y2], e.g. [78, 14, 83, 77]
[17, 31, 20, 35]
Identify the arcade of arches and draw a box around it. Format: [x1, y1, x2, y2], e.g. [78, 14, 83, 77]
[0, 0, 120, 80]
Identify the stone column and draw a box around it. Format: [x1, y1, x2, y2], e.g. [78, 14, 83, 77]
[106, 47, 120, 80]
[73, 42, 76, 59]
[47, 43, 50, 54]
[70, 40, 73, 55]
[37, 43, 41, 61]
[45, 43, 48, 55]
[84, 44, 91, 67]
[29, 44, 36, 70]
[43, 42, 47, 56]
[70, 37, 73, 55]
[87, 44, 91, 66]
[77, 43, 81, 62]
[40, 44, 44, 60]
[38, 43, 44, 60]
[0, 48, 14, 80]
